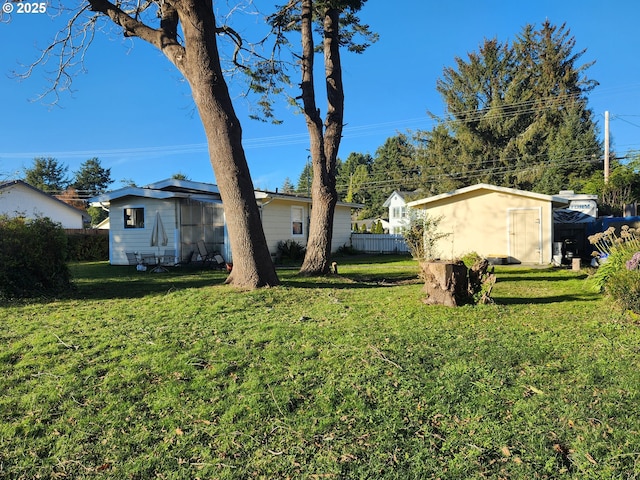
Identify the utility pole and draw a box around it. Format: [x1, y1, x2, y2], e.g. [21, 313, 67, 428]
[604, 110, 610, 184]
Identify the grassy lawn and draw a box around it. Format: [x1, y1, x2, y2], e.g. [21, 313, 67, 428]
[1, 256, 639, 479]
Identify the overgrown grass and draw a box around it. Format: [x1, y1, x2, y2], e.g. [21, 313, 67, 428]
[1, 258, 639, 479]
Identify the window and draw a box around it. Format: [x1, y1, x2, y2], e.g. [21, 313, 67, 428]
[291, 206, 304, 236]
[392, 206, 406, 219]
[124, 207, 145, 229]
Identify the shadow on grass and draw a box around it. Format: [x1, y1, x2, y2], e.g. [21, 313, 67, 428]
[281, 275, 421, 290]
[496, 274, 589, 283]
[493, 294, 600, 305]
[66, 263, 229, 301]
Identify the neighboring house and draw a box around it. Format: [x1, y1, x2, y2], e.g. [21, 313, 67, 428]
[90, 179, 360, 266]
[0, 180, 89, 228]
[406, 183, 569, 264]
[383, 191, 413, 234]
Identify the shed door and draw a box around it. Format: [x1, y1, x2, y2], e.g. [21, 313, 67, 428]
[508, 208, 542, 264]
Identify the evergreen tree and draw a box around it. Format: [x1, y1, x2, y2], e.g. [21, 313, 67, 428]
[366, 134, 416, 218]
[296, 162, 313, 196]
[24, 157, 69, 193]
[72, 158, 113, 197]
[336, 152, 373, 204]
[415, 22, 601, 194]
[281, 177, 296, 193]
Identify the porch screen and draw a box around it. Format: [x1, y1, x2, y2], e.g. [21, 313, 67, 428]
[180, 200, 224, 261]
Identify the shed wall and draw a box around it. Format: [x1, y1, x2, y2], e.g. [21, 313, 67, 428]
[416, 190, 553, 264]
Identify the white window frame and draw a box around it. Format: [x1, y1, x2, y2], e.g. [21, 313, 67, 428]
[124, 206, 145, 229]
[291, 206, 304, 236]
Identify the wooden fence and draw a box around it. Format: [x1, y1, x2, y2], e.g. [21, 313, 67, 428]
[350, 233, 410, 254]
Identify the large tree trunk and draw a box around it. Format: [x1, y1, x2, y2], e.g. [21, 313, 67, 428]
[88, 0, 279, 288]
[173, 2, 279, 288]
[299, 2, 343, 276]
[86, 1, 279, 289]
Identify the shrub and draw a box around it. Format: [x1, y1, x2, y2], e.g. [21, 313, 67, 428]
[589, 225, 640, 313]
[276, 240, 306, 262]
[0, 216, 73, 298]
[401, 211, 449, 260]
[336, 243, 361, 255]
[67, 233, 109, 261]
[606, 267, 640, 314]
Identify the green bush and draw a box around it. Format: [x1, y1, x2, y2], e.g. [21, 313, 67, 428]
[67, 233, 109, 261]
[589, 225, 640, 314]
[606, 267, 640, 314]
[0, 216, 73, 298]
[276, 239, 306, 262]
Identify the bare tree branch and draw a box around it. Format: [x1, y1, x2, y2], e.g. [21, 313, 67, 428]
[13, 4, 95, 105]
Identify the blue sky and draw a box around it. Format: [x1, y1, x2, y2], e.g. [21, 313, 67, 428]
[1, 1, 639, 193]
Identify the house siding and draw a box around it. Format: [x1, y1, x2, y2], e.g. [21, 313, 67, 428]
[109, 198, 178, 265]
[261, 200, 310, 254]
[260, 199, 354, 255]
[331, 207, 353, 251]
[0, 182, 86, 229]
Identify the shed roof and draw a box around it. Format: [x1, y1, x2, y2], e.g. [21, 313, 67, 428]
[407, 183, 569, 209]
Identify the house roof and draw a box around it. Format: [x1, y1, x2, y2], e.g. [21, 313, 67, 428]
[255, 189, 363, 209]
[382, 190, 415, 208]
[90, 179, 363, 209]
[89, 178, 222, 204]
[407, 183, 569, 209]
[0, 180, 90, 221]
[146, 178, 220, 195]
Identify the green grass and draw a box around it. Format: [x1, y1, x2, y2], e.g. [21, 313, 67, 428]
[1, 258, 639, 479]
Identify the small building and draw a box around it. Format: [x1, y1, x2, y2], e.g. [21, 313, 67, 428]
[383, 190, 413, 234]
[91, 179, 360, 266]
[0, 180, 89, 229]
[407, 183, 569, 264]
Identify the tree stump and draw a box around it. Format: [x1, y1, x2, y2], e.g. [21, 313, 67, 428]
[421, 261, 469, 306]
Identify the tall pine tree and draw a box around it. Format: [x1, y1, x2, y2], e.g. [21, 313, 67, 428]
[415, 22, 601, 195]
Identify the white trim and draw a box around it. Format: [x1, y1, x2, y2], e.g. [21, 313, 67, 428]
[291, 205, 304, 236]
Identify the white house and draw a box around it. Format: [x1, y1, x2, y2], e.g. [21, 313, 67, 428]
[91, 179, 361, 266]
[382, 191, 413, 234]
[0, 180, 89, 228]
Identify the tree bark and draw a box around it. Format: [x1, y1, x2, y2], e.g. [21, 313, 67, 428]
[421, 261, 469, 307]
[299, 1, 342, 276]
[87, 0, 279, 288]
